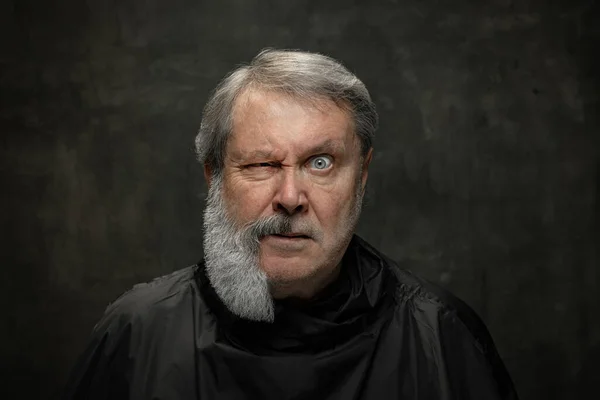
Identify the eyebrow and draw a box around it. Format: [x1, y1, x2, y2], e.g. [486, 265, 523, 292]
[305, 139, 345, 156]
[241, 149, 274, 160]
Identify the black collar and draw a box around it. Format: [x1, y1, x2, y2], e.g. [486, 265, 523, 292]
[194, 235, 394, 355]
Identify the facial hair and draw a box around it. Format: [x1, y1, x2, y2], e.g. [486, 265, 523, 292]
[202, 170, 365, 323]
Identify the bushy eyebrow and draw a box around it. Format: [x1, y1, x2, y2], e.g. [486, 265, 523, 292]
[305, 139, 345, 156]
[241, 149, 274, 160]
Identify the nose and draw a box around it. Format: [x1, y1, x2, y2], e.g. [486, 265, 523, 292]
[272, 169, 308, 215]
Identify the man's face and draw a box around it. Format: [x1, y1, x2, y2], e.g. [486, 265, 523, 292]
[216, 90, 371, 297]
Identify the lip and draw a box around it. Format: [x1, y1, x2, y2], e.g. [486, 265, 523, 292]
[270, 233, 310, 239]
[262, 234, 311, 251]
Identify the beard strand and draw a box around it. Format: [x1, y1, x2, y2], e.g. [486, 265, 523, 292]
[203, 176, 294, 322]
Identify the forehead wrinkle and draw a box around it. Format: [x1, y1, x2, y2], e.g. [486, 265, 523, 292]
[228, 89, 272, 162]
[232, 87, 352, 129]
[229, 89, 357, 162]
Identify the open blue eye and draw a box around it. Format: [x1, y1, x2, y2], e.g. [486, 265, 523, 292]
[310, 156, 332, 170]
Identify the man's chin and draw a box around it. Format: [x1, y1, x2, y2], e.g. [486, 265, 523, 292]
[258, 253, 317, 283]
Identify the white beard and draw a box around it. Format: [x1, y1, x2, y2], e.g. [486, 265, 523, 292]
[203, 176, 292, 322]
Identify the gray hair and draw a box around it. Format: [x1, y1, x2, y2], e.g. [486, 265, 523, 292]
[195, 48, 378, 176]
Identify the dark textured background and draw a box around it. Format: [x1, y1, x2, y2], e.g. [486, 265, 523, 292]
[1, 0, 598, 399]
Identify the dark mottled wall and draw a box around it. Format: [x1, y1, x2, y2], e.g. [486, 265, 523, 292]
[1, 0, 598, 398]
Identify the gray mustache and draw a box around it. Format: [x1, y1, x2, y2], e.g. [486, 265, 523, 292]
[246, 214, 317, 241]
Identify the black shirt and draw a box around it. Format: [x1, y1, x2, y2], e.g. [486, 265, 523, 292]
[62, 235, 518, 399]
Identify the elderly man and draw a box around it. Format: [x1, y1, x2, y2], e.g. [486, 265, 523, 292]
[63, 49, 518, 399]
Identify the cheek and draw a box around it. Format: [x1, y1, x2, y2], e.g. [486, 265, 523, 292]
[313, 183, 356, 230]
[224, 178, 275, 220]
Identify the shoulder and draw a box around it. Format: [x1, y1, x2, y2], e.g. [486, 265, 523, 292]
[62, 267, 201, 397]
[355, 235, 491, 347]
[96, 265, 199, 332]
[355, 236, 519, 399]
